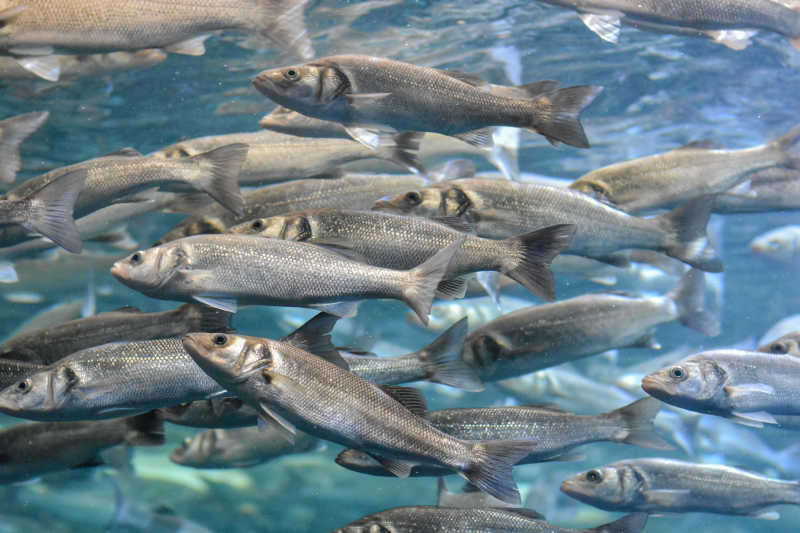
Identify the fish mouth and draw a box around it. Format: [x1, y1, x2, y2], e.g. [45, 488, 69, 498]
[640, 375, 663, 394]
[109, 261, 125, 279]
[181, 334, 203, 357]
[252, 72, 276, 95]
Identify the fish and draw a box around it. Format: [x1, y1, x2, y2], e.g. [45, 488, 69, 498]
[569, 124, 800, 213]
[155, 173, 427, 245]
[0, 0, 314, 81]
[335, 398, 672, 477]
[372, 178, 722, 272]
[161, 398, 259, 429]
[461, 269, 719, 382]
[111, 234, 462, 324]
[757, 331, 800, 356]
[7, 143, 247, 219]
[341, 318, 482, 390]
[229, 208, 575, 301]
[169, 425, 319, 469]
[152, 130, 425, 184]
[181, 331, 537, 504]
[0, 338, 226, 421]
[252, 55, 602, 150]
[713, 167, 800, 213]
[750, 225, 800, 263]
[642, 349, 800, 427]
[331, 506, 648, 533]
[561, 458, 800, 520]
[535, 0, 800, 50]
[0, 111, 49, 183]
[0, 411, 163, 484]
[0, 166, 84, 253]
[0, 49, 166, 81]
[0, 303, 233, 365]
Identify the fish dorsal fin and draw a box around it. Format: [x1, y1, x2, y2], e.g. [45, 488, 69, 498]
[671, 140, 721, 151]
[430, 216, 475, 233]
[495, 508, 545, 520]
[281, 313, 348, 371]
[379, 385, 427, 416]
[102, 147, 142, 158]
[442, 70, 486, 87]
[520, 403, 569, 413]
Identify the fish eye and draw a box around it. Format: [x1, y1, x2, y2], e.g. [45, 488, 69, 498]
[769, 341, 788, 354]
[404, 191, 422, 205]
[251, 219, 264, 231]
[586, 470, 602, 483]
[669, 366, 688, 381]
[129, 251, 143, 265]
[284, 68, 300, 81]
[16, 379, 31, 394]
[213, 334, 228, 346]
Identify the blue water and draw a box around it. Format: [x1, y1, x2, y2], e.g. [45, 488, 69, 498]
[1, 1, 800, 531]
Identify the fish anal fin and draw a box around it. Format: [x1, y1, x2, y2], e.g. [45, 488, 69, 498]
[192, 295, 238, 314]
[165, 34, 211, 56]
[453, 128, 495, 148]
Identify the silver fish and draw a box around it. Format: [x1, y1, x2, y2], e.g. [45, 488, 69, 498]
[642, 349, 800, 427]
[757, 330, 800, 356]
[561, 458, 800, 520]
[111, 234, 461, 324]
[462, 269, 719, 382]
[0, 411, 163, 484]
[570, 125, 800, 213]
[372, 178, 722, 272]
[252, 55, 601, 149]
[169, 425, 319, 469]
[181, 331, 537, 504]
[0, 111, 49, 183]
[713, 167, 800, 213]
[750, 225, 800, 263]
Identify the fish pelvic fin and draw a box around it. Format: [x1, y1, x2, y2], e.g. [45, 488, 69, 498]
[591, 512, 648, 533]
[656, 195, 722, 273]
[189, 143, 247, 216]
[374, 131, 426, 175]
[529, 85, 603, 148]
[0, 111, 48, 184]
[402, 238, 464, 326]
[414, 317, 483, 391]
[668, 268, 721, 337]
[461, 439, 537, 505]
[502, 223, 576, 301]
[123, 410, 165, 446]
[22, 168, 86, 253]
[607, 397, 674, 450]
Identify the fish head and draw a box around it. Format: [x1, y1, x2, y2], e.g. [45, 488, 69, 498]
[749, 226, 800, 263]
[642, 357, 728, 410]
[759, 337, 800, 356]
[0, 364, 79, 416]
[568, 177, 614, 204]
[371, 187, 443, 217]
[232, 214, 313, 241]
[155, 141, 202, 159]
[182, 333, 270, 385]
[561, 464, 641, 509]
[169, 430, 219, 466]
[461, 333, 505, 375]
[253, 62, 349, 110]
[334, 449, 381, 473]
[110, 245, 188, 293]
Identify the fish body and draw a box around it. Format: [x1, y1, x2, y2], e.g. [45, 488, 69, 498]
[373, 178, 721, 271]
[561, 458, 800, 519]
[713, 167, 800, 213]
[0, 411, 163, 484]
[181, 331, 536, 504]
[0, 303, 232, 365]
[750, 225, 800, 263]
[570, 125, 800, 213]
[230, 208, 575, 301]
[462, 269, 718, 382]
[156, 173, 427, 244]
[0, 338, 224, 421]
[332, 506, 647, 533]
[169, 425, 318, 468]
[253, 55, 601, 148]
[111, 234, 460, 324]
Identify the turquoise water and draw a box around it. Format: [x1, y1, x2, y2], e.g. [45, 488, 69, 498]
[0, 1, 800, 531]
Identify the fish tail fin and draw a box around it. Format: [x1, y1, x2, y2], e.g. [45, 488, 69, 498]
[529, 85, 603, 148]
[22, 168, 85, 253]
[402, 239, 463, 326]
[413, 317, 483, 391]
[189, 143, 247, 216]
[178, 303, 235, 333]
[656, 195, 722, 273]
[0, 111, 48, 183]
[591, 513, 649, 533]
[123, 410, 165, 446]
[771, 123, 800, 168]
[462, 439, 536, 505]
[254, 0, 314, 59]
[374, 131, 426, 175]
[502, 224, 576, 301]
[668, 268, 721, 336]
[607, 397, 674, 450]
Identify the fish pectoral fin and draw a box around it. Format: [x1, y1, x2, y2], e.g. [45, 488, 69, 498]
[371, 455, 416, 478]
[257, 401, 296, 444]
[750, 510, 781, 520]
[343, 125, 396, 150]
[731, 410, 778, 426]
[577, 12, 622, 44]
[453, 127, 495, 148]
[724, 383, 776, 400]
[706, 29, 756, 51]
[641, 489, 691, 506]
[192, 295, 238, 314]
[378, 385, 427, 417]
[165, 34, 212, 56]
[15, 55, 60, 82]
[309, 301, 360, 318]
